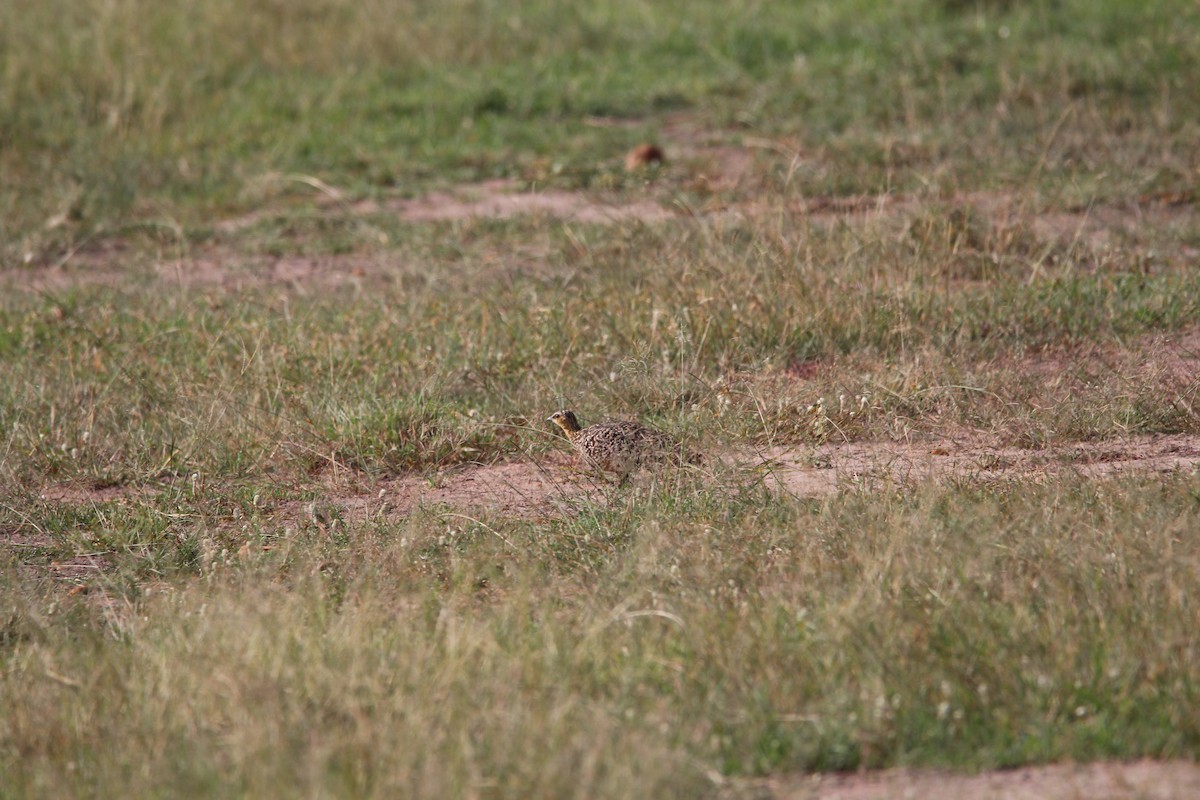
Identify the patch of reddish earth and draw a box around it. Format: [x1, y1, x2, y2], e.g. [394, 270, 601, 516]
[24, 434, 1200, 526]
[8, 168, 1193, 293]
[757, 433, 1200, 499]
[364, 178, 679, 224]
[243, 433, 1200, 528]
[5, 486, 130, 583]
[6, 526, 112, 588]
[14, 251, 402, 292]
[301, 177, 1197, 249]
[37, 483, 135, 503]
[756, 759, 1200, 800]
[270, 452, 607, 528]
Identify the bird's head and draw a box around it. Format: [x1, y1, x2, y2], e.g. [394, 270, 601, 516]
[547, 409, 582, 434]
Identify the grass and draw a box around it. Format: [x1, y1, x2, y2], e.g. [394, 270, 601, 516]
[4, 0, 1198, 255]
[2, 0, 1200, 797]
[5, 477, 1200, 796]
[1, 213, 1196, 489]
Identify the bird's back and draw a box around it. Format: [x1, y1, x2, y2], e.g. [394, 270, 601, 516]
[573, 420, 698, 472]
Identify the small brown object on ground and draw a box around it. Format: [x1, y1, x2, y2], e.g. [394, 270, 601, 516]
[625, 143, 665, 171]
[547, 409, 698, 481]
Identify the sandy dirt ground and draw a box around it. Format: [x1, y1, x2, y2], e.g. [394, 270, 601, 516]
[22, 430, 1200, 535]
[276, 431, 1200, 524]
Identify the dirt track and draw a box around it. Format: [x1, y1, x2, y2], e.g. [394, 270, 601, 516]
[235, 432, 1200, 527]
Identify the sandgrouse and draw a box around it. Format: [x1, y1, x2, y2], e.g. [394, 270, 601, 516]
[547, 409, 699, 482]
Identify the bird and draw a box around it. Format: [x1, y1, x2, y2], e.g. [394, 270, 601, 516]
[624, 143, 665, 172]
[547, 409, 699, 482]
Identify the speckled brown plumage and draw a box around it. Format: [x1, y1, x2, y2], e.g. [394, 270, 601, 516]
[547, 409, 700, 480]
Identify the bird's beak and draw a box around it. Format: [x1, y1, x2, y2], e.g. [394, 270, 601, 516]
[546, 415, 556, 422]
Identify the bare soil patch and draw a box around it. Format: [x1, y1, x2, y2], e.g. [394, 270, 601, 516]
[276, 451, 605, 528]
[27, 433, 1196, 528]
[377, 178, 678, 224]
[759, 433, 1200, 498]
[12, 251, 403, 292]
[757, 759, 1200, 800]
[18, 433, 1197, 562]
[8, 158, 1193, 294]
[258, 433, 1200, 527]
[37, 483, 138, 503]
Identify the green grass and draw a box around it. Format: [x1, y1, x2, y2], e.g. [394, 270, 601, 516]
[3, 0, 1198, 257]
[5, 477, 1200, 796]
[3, 0, 1200, 797]
[1, 212, 1196, 490]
